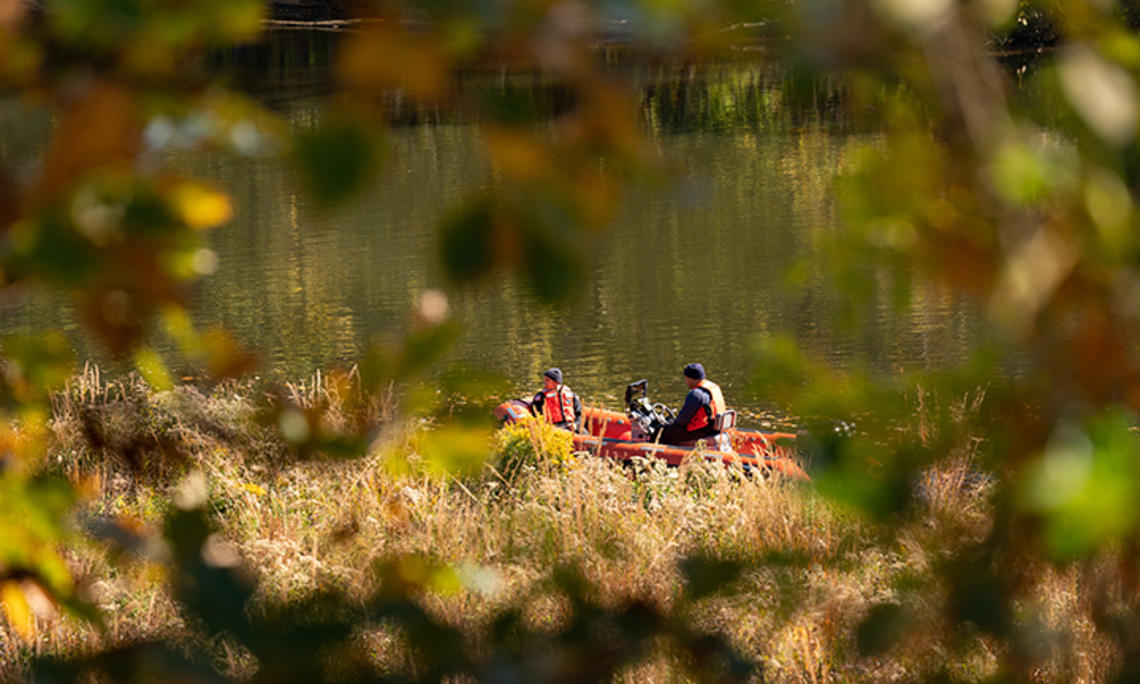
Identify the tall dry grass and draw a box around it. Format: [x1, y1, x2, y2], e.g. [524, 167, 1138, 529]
[0, 369, 1120, 681]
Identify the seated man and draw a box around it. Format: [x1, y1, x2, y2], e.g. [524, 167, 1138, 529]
[531, 367, 583, 433]
[656, 362, 725, 445]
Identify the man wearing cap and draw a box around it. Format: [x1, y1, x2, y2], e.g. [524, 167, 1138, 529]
[531, 368, 583, 433]
[656, 362, 726, 445]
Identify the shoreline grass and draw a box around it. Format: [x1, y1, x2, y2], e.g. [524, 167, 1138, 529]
[0, 368, 1118, 681]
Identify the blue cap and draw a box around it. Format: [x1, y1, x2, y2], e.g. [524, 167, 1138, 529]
[544, 367, 563, 384]
[683, 362, 705, 380]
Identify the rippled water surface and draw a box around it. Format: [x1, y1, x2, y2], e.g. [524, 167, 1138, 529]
[0, 31, 983, 415]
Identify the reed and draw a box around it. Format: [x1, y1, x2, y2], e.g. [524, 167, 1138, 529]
[0, 369, 1110, 681]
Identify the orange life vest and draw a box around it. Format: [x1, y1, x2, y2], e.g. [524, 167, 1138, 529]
[686, 379, 725, 431]
[541, 384, 576, 424]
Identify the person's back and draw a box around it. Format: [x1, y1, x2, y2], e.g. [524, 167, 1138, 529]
[657, 363, 725, 445]
[531, 367, 582, 433]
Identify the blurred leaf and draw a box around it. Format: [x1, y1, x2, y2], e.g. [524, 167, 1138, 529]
[199, 328, 259, 379]
[479, 89, 546, 127]
[81, 289, 147, 357]
[986, 137, 1074, 206]
[1017, 410, 1140, 560]
[415, 424, 492, 478]
[1084, 166, 1135, 257]
[750, 334, 898, 423]
[277, 407, 311, 445]
[1059, 44, 1139, 147]
[51, 0, 146, 47]
[813, 441, 915, 519]
[439, 196, 498, 284]
[211, 0, 265, 41]
[1, 580, 34, 641]
[0, 164, 17, 229]
[681, 555, 743, 600]
[0, 31, 42, 86]
[293, 116, 381, 208]
[0, 0, 27, 30]
[436, 365, 512, 422]
[402, 322, 463, 381]
[168, 181, 233, 231]
[1, 331, 75, 402]
[164, 507, 255, 640]
[483, 125, 553, 178]
[160, 310, 258, 379]
[856, 602, 912, 656]
[944, 547, 1012, 637]
[0, 474, 79, 603]
[32, 642, 226, 683]
[50, 0, 263, 54]
[523, 219, 581, 302]
[6, 212, 100, 286]
[338, 25, 450, 103]
[133, 347, 174, 391]
[360, 320, 463, 394]
[33, 81, 139, 203]
[374, 554, 461, 598]
[161, 305, 198, 356]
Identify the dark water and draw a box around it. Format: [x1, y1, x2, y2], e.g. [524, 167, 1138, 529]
[0, 31, 981, 416]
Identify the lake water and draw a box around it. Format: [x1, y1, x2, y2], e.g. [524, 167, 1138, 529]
[0, 31, 983, 417]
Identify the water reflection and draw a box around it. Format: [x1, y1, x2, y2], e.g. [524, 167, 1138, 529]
[0, 31, 982, 415]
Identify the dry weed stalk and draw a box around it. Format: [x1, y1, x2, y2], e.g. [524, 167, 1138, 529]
[8, 376, 1117, 682]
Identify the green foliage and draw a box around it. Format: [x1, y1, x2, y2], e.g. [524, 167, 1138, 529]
[10, 0, 1140, 679]
[1017, 409, 1140, 560]
[439, 196, 497, 283]
[1, 332, 75, 406]
[742, 1, 1140, 676]
[0, 474, 75, 596]
[50, 0, 264, 52]
[414, 423, 494, 478]
[292, 116, 381, 208]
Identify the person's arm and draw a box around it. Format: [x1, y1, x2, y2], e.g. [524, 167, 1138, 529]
[669, 389, 706, 428]
[573, 393, 583, 433]
[531, 391, 544, 416]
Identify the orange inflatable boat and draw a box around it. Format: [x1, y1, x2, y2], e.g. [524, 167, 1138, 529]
[494, 379, 809, 480]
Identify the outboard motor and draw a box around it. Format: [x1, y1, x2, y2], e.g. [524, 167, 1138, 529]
[625, 379, 669, 441]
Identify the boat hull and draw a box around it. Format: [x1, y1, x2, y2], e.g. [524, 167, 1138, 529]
[497, 402, 808, 480]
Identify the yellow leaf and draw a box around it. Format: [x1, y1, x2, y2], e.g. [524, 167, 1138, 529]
[218, 1, 266, 41]
[133, 347, 173, 391]
[171, 182, 234, 231]
[241, 483, 266, 497]
[1, 581, 34, 641]
[161, 305, 198, 355]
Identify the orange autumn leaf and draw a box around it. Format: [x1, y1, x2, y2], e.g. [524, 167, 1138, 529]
[0, 0, 26, 30]
[338, 25, 449, 103]
[33, 81, 140, 203]
[481, 125, 554, 179]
